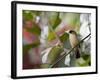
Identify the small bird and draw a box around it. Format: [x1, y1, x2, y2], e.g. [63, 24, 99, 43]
[65, 30, 80, 58]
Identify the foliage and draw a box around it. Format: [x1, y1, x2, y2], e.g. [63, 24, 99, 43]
[23, 10, 91, 69]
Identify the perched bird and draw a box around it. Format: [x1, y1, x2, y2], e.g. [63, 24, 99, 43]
[65, 30, 80, 58]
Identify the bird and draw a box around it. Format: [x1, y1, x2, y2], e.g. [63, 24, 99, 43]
[65, 30, 80, 58]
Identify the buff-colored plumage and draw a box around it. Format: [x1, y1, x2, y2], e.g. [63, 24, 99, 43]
[66, 30, 80, 58]
[69, 32, 78, 48]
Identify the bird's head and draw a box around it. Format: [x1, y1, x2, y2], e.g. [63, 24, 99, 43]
[65, 30, 77, 35]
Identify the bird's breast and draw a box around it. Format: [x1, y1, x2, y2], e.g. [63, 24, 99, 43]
[69, 34, 79, 48]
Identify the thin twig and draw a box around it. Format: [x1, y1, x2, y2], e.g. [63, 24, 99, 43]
[49, 33, 91, 68]
[88, 22, 91, 33]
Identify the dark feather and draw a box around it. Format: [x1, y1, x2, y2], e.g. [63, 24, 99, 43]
[75, 48, 80, 58]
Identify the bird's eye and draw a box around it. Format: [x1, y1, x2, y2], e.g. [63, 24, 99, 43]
[69, 30, 73, 33]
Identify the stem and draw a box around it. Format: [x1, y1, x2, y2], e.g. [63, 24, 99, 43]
[88, 22, 91, 33]
[49, 33, 91, 68]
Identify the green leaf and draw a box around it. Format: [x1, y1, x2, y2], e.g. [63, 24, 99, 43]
[82, 53, 91, 66]
[47, 45, 64, 64]
[23, 42, 40, 55]
[23, 11, 33, 21]
[52, 13, 61, 29]
[76, 58, 87, 66]
[25, 24, 41, 36]
[47, 31, 56, 41]
[82, 54, 90, 60]
[59, 33, 69, 43]
[40, 63, 50, 68]
[76, 55, 91, 67]
[49, 12, 61, 29]
[23, 10, 41, 21]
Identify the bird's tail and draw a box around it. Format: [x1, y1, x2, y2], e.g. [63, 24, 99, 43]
[75, 48, 80, 58]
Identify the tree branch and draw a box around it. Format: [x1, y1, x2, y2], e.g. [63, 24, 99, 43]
[49, 33, 91, 68]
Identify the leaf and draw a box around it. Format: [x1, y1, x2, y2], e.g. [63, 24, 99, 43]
[82, 54, 90, 60]
[52, 13, 61, 29]
[82, 53, 91, 66]
[76, 58, 87, 66]
[23, 42, 40, 55]
[40, 63, 50, 68]
[23, 10, 41, 21]
[25, 24, 41, 36]
[59, 33, 71, 49]
[49, 12, 61, 29]
[47, 45, 64, 64]
[76, 56, 90, 66]
[47, 31, 56, 41]
[59, 33, 69, 43]
[23, 11, 33, 21]
[43, 12, 61, 41]
[47, 25, 69, 42]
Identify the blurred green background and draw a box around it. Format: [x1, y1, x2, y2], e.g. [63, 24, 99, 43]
[22, 10, 91, 69]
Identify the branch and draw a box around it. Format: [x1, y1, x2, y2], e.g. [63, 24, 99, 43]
[49, 33, 91, 68]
